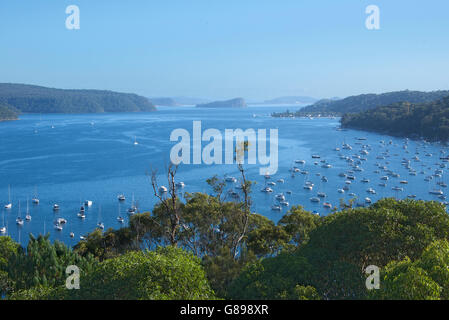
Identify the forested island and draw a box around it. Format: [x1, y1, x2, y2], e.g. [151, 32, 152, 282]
[341, 96, 449, 142]
[0, 83, 156, 116]
[272, 90, 449, 117]
[2, 171, 449, 300]
[197, 98, 247, 108]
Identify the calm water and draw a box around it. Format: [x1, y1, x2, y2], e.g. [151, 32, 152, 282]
[0, 106, 448, 247]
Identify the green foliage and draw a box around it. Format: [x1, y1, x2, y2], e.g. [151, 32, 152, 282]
[6, 234, 97, 295]
[0, 104, 18, 120]
[8, 285, 66, 300]
[0, 83, 156, 114]
[69, 246, 215, 300]
[278, 206, 321, 246]
[341, 96, 449, 141]
[230, 198, 449, 300]
[229, 252, 316, 300]
[275, 90, 449, 117]
[372, 240, 449, 300]
[74, 227, 135, 261]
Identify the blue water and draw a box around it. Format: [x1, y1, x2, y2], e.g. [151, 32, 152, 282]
[0, 106, 448, 247]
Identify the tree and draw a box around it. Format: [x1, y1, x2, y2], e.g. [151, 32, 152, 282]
[69, 246, 215, 300]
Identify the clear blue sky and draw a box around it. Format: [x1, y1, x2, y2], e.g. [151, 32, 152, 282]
[0, 0, 448, 101]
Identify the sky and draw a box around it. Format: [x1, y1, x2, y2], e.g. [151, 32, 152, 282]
[0, 0, 448, 101]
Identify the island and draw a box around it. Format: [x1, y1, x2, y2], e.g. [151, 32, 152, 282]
[0, 83, 156, 116]
[196, 98, 247, 108]
[340, 96, 449, 142]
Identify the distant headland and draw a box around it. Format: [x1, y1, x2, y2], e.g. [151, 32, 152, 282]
[196, 98, 247, 108]
[0, 83, 156, 118]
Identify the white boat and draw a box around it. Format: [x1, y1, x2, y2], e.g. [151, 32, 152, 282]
[225, 176, 237, 183]
[32, 186, 39, 204]
[128, 194, 137, 214]
[54, 224, 63, 231]
[97, 206, 104, 229]
[53, 204, 60, 211]
[323, 202, 332, 209]
[57, 218, 67, 224]
[337, 189, 345, 193]
[80, 236, 86, 240]
[295, 160, 306, 164]
[25, 200, 31, 221]
[159, 186, 168, 193]
[280, 201, 289, 207]
[4, 185, 12, 209]
[310, 197, 320, 203]
[16, 201, 23, 226]
[84, 200, 93, 207]
[117, 216, 125, 223]
[261, 187, 273, 193]
[117, 194, 126, 201]
[0, 226, 6, 234]
[304, 185, 313, 191]
[271, 205, 282, 211]
[317, 192, 327, 198]
[361, 178, 370, 183]
[365, 198, 372, 204]
[275, 194, 285, 201]
[70, 232, 75, 238]
[430, 190, 444, 195]
[176, 182, 186, 188]
[77, 212, 86, 219]
[134, 136, 139, 145]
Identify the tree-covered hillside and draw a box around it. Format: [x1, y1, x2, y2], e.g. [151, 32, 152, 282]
[341, 96, 449, 141]
[0, 83, 156, 114]
[0, 104, 19, 121]
[299, 90, 449, 115]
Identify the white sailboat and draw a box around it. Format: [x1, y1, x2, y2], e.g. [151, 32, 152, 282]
[32, 186, 39, 204]
[117, 203, 124, 223]
[97, 206, 104, 229]
[25, 199, 31, 221]
[5, 185, 12, 209]
[0, 209, 6, 234]
[128, 193, 137, 214]
[16, 201, 24, 226]
[134, 136, 139, 145]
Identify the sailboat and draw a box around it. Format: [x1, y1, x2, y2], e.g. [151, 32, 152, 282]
[133, 136, 139, 145]
[25, 199, 32, 221]
[128, 193, 137, 214]
[0, 209, 6, 234]
[117, 203, 124, 223]
[16, 201, 24, 226]
[5, 185, 12, 209]
[97, 206, 104, 229]
[32, 186, 40, 204]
